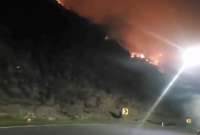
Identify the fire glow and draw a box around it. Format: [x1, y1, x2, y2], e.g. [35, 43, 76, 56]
[56, 0, 65, 6]
[130, 52, 161, 66]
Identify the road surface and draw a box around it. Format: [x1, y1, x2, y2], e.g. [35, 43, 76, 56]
[0, 124, 194, 135]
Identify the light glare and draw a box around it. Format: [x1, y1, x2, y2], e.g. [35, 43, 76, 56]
[182, 46, 200, 68]
[139, 66, 184, 127]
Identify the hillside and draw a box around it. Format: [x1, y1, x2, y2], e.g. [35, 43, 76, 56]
[0, 0, 166, 122]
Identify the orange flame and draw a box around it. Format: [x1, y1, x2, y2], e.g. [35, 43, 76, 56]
[130, 52, 161, 66]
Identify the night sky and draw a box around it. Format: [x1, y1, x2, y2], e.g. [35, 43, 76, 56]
[59, 0, 200, 68]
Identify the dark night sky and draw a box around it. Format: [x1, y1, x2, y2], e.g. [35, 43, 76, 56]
[59, 0, 200, 68]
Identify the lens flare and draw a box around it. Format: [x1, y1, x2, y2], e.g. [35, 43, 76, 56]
[139, 66, 185, 127]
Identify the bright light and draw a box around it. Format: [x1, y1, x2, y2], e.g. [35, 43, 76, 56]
[182, 46, 200, 68]
[140, 54, 145, 59]
[139, 46, 200, 127]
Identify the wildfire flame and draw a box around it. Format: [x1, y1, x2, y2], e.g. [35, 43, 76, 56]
[130, 52, 161, 66]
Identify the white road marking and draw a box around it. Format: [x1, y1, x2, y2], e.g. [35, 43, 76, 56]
[0, 123, 111, 129]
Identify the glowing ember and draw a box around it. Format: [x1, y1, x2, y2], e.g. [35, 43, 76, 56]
[140, 54, 145, 59]
[56, 0, 65, 6]
[131, 52, 145, 59]
[104, 36, 110, 40]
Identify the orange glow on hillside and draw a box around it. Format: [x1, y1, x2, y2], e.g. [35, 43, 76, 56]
[130, 52, 161, 66]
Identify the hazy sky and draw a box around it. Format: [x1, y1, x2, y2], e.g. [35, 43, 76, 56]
[60, 0, 200, 67]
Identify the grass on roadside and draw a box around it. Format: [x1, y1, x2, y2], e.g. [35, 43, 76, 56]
[0, 115, 120, 127]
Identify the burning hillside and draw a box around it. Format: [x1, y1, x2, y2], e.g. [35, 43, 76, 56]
[130, 52, 162, 66]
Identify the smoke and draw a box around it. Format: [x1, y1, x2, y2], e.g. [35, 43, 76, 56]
[59, 0, 200, 69]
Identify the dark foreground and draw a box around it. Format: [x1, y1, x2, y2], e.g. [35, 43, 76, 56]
[0, 124, 194, 135]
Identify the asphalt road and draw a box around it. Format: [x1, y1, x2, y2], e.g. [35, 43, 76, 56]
[0, 124, 194, 135]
